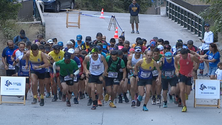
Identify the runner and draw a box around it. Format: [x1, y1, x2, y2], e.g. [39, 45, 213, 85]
[104, 50, 126, 108]
[151, 48, 162, 105]
[135, 50, 161, 111]
[25, 44, 49, 106]
[127, 46, 143, 107]
[83, 47, 108, 110]
[174, 48, 199, 112]
[2, 40, 18, 76]
[48, 45, 65, 102]
[159, 52, 179, 108]
[53, 52, 79, 107]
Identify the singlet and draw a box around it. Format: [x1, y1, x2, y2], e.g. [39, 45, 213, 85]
[131, 54, 143, 66]
[138, 58, 154, 79]
[179, 53, 193, 77]
[161, 58, 176, 79]
[48, 50, 65, 62]
[89, 54, 104, 75]
[152, 54, 162, 77]
[29, 51, 45, 73]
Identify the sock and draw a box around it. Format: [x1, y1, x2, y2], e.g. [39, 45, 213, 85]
[119, 94, 122, 97]
[143, 104, 146, 107]
[93, 100, 97, 105]
[164, 101, 167, 104]
[40, 94, 44, 99]
[33, 95, 37, 99]
[123, 93, 127, 97]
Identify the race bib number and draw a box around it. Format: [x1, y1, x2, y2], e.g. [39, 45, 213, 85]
[8, 64, 15, 70]
[92, 65, 100, 70]
[165, 71, 174, 77]
[64, 75, 72, 81]
[73, 76, 78, 82]
[108, 72, 118, 78]
[141, 71, 151, 78]
[152, 70, 158, 76]
[22, 66, 29, 72]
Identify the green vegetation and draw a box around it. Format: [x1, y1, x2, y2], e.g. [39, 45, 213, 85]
[75, 0, 152, 14]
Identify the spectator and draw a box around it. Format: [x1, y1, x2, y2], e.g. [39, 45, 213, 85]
[129, 0, 140, 34]
[13, 29, 29, 45]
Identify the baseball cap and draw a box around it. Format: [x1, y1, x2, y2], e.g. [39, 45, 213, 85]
[150, 41, 156, 47]
[67, 40, 73, 45]
[85, 36, 91, 42]
[53, 45, 60, 50]
[157, 45, 164, 51]
[187, 40, 193, 45]
[134, 46, 142, 52]
[165, 52, 172, 59]
[58, 41, 63, 47]
[110, 50, 118, 55]
[20, 30, 25, 37]
[129, 48, 135, 52]
[68, 48, 75, 54]
[205, 23, 210, 27]
[64, 52, 71, 60]
[45, 47, 51, 52]
[47, 39, 53, 44]
[76, 35, 82, 41]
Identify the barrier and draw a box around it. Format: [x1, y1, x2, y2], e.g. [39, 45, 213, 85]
[166, 0, 205, 38]
[194, 79, 220, 108]
[66, 9, 81, 29]
[0, 76, 26, 105]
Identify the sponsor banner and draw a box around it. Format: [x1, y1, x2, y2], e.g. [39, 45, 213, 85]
[195, 79, 220, 99]
[1, 77, 26, 96]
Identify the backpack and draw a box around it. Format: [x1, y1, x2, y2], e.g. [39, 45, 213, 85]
[14, 36, 27, 46]
[107, 56, 122, 72]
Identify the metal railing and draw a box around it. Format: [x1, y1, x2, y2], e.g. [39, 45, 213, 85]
[166, 0, 204, 38]
[34, 0, 45, 26]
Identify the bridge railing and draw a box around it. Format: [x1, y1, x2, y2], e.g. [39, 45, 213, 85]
[166, 0, 204, 38]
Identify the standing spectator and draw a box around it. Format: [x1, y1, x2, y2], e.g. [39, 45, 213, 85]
[13, 29, 29, 45]
[129, 0, 140, 34]
[201, 43, 220, 79]
[2, 40, 18, 76]
[215, 62, 222, 95]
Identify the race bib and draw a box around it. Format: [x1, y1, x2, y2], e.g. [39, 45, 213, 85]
[108, 72, 118, 78]
[8, 64, 15, 70]
[165, 71, 174, 77]
[141, 71, 151, 78]
[32, 64, 42, 70]
[73, 76, 78, 82]
[119, 69, 123, 72]
[92, 65, 100, 70]
[22, 66, 29, 72]
[45, 68, 50, 72]
[152, 70, 158, 76]
[64, 75, 72, 81]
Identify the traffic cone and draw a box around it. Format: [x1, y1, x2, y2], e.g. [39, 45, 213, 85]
[100, 8, 105, 19]
[113, 27, 119, 39]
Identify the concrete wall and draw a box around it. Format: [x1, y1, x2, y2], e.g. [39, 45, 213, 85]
[18, 1, 34, 21]
[171, 0, 209, 14]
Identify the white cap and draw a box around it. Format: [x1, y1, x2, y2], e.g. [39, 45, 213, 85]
[157, 45, 164, 51]
[67, 40, 73, 45]
[68, 48, 75, 54]
[47, 39, 53, 44]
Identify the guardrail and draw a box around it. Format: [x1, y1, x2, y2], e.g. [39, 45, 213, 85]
[34, 0, 45, 26]
[166, 0, 205, 38]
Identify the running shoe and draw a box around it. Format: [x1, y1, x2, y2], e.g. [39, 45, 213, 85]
[74, 98, 79, 104]
[119, 95, 123, 103]
[131, 30, 135, 33]
[79, 91, 84, 99]
[109, 102, 116, 108]
[104, 94, 109, 102]
[137, 99, 141, 107]
[59, 91, 62, 100]
[91, 105, 96, 110]
[40, 99, 44, 106]
[131, 100, 136, 107]
[31, 98, 37, 104]
[62, 94, 66, 102]
[98, 100, 102, 106]
[163, 102, 167, 108]
[124, 95, 129, 103]
[66, 100, 71, 107]
[87, 98, 93, 106]
[156, 95, 161, 104]
[136, 31, 139, 34]
[182, 106, 187, 112]
[151, 97, 156, 105]
[143, 106, 148, 111]
[52, 96, 58, 102]
[46, 92, 51, 98]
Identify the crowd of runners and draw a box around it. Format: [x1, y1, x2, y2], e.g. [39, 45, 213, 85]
[2, 23, 222, 112]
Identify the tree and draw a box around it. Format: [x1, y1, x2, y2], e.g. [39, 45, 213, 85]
[200, 0, 222, 33]
[0, 0, 21, 26]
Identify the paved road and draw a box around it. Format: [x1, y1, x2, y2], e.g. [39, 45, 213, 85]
[44, 10, 201, 47]
[0, 11, 222, 125]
